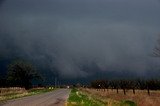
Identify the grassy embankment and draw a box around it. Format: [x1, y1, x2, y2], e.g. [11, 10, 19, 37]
[67, 88, 136, 106]
[0, 87, 55, 102]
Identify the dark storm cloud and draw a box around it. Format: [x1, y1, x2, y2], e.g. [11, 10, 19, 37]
[0, 0, 160, 78]
[0, 0, 5, 5]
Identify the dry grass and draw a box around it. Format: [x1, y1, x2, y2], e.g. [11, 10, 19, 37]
[82, 88, 160, 106]
[0, 87, 28, 101]
[0, 87, 54, 102]
[0, 87, 26, 95]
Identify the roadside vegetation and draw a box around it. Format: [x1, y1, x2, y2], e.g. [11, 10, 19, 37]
[67, 88, 106, 106]
[67, 88, 136, 106]
[0, 87, 55, 102]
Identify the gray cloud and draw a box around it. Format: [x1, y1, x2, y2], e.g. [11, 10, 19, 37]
[0, 0, 160, 79]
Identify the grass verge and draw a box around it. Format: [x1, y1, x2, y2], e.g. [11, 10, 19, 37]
[67, 88, 137, 106]
[67, 88, 106, 106]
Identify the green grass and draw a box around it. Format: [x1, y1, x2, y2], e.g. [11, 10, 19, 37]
[67, 88, 106, 106]
[120, 100, 137, 106]
[67, 89, 137, 106]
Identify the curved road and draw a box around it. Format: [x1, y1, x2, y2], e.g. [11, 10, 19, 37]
[2, 89, 70, 106]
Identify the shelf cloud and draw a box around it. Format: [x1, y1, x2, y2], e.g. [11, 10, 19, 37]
[0, 0, 160, 79]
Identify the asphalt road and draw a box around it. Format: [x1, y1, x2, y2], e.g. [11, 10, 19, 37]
[2, 89, 70, 106]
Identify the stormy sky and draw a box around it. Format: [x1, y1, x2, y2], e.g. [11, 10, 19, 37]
[0, 0, 160, 80]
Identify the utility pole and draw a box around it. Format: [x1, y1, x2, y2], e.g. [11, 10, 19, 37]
[57, 81, 59, 88]
[55, 77, 57, 88]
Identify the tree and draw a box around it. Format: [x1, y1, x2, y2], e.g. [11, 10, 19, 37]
[113, 80, 120, 94]
[119, 80, 129, 95]
[137, 79, 146, 90]
[129, 80, 137, 94]
[91, 80, 107, 91]
[7, 60, 41, 89]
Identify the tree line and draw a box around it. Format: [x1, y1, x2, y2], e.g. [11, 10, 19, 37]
[91, 79, 160, 95]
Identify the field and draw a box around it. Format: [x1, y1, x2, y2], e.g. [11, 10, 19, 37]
[81, 88, 160, 106]
[0, 87, 55, 102]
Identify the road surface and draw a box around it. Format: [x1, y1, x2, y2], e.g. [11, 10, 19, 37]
[2, 89, 70, 106]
